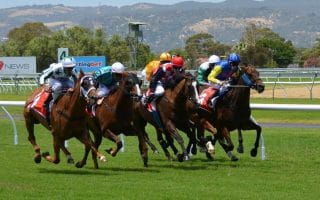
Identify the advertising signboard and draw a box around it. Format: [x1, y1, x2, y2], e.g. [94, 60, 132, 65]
[73, 56, 106, 73]
[0, 57, 36, 74]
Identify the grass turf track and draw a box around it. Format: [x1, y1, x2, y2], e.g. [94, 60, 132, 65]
[0, 118, 320, 199]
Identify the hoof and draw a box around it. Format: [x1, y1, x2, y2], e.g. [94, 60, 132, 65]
[153, 150, 159, 154]
[34, 154, 42, 164]
[177, 154, 184, 162]
[231, 155, 239, 161]
[99, 155, 107, 162]
[237, 146, 244, 154]
[184, 155, 190, 161]
[75, 161, 84, 168]
[250, 148, 258, 157]
[105, 148, 116, 156]
[205, 152, 214, 161]
[41, 152, 50, 158]
[67, 158, 75, 164]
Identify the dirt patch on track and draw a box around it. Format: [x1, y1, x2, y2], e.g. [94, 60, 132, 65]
[251, 85, 320, 99]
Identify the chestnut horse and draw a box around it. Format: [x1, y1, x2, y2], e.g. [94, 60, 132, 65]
[23, 71, 106, 166]
[79, 72, 149, 168]
[133, 73, 201, 162]
[208, 65, 265, 161]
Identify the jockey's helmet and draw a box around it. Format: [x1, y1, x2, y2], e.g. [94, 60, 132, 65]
[159, 52, 171, 62]
[62, 57, 76, 68]
[112, 62, 125, 73]
[228, 53, 241, 66]
[171, 56, 184, 68]
[208, 55, 220, 64]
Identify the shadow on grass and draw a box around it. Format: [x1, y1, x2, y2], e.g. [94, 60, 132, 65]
[38, 168, 116, 176]
[105, 167, 160, 173]
[38, 165, 161, 175]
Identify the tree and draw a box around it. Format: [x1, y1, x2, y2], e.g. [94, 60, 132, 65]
[136, 43, 154, 69]
[108, 35, 130, 65]
[257, 38, 296, 67]
[185, 33, 230, 69]
[238, 24, 296, 67]
[7, 22, 51, 55]
[301, 38, 320, 67]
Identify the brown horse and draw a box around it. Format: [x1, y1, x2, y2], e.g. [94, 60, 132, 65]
[207, 65, 265, 161]
[133, 73, 201, 162]
[79, 72, 149, 168]
[23, 71, 106, 166]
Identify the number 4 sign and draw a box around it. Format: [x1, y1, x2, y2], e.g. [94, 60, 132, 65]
[58, 48, 69, 62]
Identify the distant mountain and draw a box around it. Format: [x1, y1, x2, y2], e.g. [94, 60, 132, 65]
[0, 0, 319, 52]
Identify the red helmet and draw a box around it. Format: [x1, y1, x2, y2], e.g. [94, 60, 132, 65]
[171, 56, 184, 68]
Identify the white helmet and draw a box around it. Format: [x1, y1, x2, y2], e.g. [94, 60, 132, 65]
[62, 57, 76, 68]
[208, 55, 220, 64]
[111, 62, 125, 73]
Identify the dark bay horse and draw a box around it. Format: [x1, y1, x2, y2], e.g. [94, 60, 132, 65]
[23, 71, 106, 165]
[80, 72, 149, 168]
[133, 73, 200, 162]
[208, 65, 265, 161]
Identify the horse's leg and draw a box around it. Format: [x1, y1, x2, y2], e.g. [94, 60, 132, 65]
[156, 129, 172, 160]
[165, 132, 179, 156]
[136, 127, 149, 167]
[61, 144, 75, 164]
[241, 117, 262, 157]
[25, 118, 42, 163]
[217, 127, 238, 161]
[144, 132, 159, 154]
[103, 129, 122, 157]
[88, 121, 103, 169]
[42, 134, 61, 164]
[165, 121, 188, 162]
[237, 129, 244, 153]
[75, 130, 106, 168]
[186, 124, 197, 155]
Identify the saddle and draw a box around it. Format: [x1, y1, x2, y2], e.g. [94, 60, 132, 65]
[29, 88, 52, 121]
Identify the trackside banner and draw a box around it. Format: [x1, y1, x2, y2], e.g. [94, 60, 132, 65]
[0, 57, 36, 74]
[73, 56, 106, 73]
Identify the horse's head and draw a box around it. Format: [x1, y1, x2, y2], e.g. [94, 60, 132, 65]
[127, 72, 143, 101]
[239, 65, 265, 93]
[115, 72, 142, 101]
[78, 71, 97, 103]
[182, 73, 200, 106]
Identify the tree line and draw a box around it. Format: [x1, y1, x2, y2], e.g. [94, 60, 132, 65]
[0, 22, 319, 72]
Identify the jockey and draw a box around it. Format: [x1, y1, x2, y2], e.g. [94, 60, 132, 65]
[39, 57, 77, 102]
[93, 62, 125, 98]
[145, 54, 184, 104]
[197, 55, 220, 86]
[144, 52, 172, 103]
[200, 53, 241, 109]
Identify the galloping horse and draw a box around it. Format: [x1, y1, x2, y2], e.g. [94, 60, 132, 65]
[133, 73, 200, 162]
[209, 64, 265, 161]
[80, 72, 149, 168]
[23, 71, 106, 165]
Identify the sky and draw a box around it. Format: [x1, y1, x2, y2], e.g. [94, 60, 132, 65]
[0, 0, 226, 9]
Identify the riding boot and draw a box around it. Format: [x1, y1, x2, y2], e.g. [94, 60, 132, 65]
[209, 96, 219, 109]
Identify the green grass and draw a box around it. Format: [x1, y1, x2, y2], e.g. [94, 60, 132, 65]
[0, 119, 320, 199]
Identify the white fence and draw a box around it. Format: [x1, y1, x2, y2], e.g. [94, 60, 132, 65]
[0, 73, 40, 93]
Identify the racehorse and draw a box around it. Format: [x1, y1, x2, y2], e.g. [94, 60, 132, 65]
[209, 64, 265, 161]
[23, 71, 106, 165]
[133, 72, 201, 162]
[80, 72, 150, 168]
